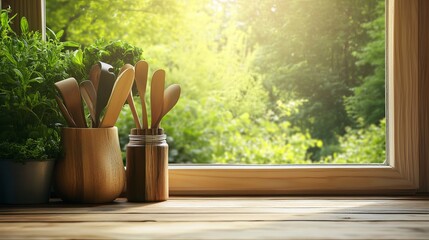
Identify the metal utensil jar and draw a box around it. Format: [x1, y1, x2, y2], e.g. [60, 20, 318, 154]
[126, 128, 169, 202]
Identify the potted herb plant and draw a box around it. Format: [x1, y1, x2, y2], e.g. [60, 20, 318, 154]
[0, 9, 78, 204]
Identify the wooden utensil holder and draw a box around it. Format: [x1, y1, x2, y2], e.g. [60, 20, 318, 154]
[54, 127, 125, 203]
[126, 128, 169, 202]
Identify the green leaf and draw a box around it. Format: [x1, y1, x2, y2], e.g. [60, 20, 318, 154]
[46, 27, 56, 40]
[56, 29, 64, 39]
[2, 51, 17, 65]
[62, 41, 80, 48]
[72, 49, 83, 65]
[1, 11, 8, 29]
[12, 68, 23, 81]
[29, 77, 44, 84]
[20, 17, 29, 34]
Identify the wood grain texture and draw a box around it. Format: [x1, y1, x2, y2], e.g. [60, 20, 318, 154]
[170, 166, 414, 195]
[0, 197, 428, 239]
[126, 132, 169, 202]
[1, 0, 43, 35]
[392, 0, 419, 187]
[54, 127, 125, 203]
[419, 0, 429, 193]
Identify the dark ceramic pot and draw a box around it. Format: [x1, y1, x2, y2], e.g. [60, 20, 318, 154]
[0, 159, 55, 204]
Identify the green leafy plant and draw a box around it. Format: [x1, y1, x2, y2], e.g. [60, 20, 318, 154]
[69, 39, 143, 81]
[0, 9, 77, 161]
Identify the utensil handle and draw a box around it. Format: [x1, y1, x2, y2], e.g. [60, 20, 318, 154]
[127, 93, 142, 129]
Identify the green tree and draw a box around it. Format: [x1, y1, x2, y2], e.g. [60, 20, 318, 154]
[346, 1, 386, 126]
[236, 0, 384, 159]
[46, 0, 181, 46]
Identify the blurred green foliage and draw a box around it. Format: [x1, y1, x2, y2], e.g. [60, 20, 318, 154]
[46, 0, 386, 164]
[324, 119, 386, 164]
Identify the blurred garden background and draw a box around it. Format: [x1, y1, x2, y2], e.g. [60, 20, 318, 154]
[46, 0, 386, 164]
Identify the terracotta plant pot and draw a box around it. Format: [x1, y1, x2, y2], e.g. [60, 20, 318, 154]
[0, 159, 55, 204]
[54, 127, 125, 203]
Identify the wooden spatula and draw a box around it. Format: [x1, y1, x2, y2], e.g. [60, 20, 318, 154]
[100, 68, 135, 128]
[54, 78, 87, 128]
[152, 84, 181, 128]
[135, 60, 149, 129]
[150, 69, 165, 130]
[120, 64, 141, 129]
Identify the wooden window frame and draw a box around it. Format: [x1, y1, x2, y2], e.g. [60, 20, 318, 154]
[169, 0, 422, 195]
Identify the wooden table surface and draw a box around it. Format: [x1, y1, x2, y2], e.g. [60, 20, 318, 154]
[0, 196, 428, 239]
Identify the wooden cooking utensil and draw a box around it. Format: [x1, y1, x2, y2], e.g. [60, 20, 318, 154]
[95, 62, 116, 127]
[152, 84, 181, 128]
[100, 68, 135, 128]
[54, 78, 87, 128]
[54, 95, 77, 127]
[80, 80, 97, 127]
[89, 64, 101, 91]
[120, 64, 141, 129]
[135, 60, 149, 129]
[150, 69, 165, 130]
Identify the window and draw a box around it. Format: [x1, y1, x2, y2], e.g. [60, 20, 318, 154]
[38, 0, 422, 194]
[169, 0, 419, 195]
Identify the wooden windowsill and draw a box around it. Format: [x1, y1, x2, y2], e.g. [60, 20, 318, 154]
[1, 196, 428, 239]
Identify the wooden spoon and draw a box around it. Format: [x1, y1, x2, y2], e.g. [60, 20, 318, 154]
[152, 84, 181, 128]
[80, 80, 97, 127]
[54, 77, 87, 128]
[95, 62, 116, 127]
[120, 64, 141, 129]
[54, 95, 77, 127]
[100, 68, 135, 128]
[135, 60, 149, 129]
[150, 69, 165, 130]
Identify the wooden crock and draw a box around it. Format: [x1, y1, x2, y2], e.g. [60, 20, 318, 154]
[54, 127, 125, 203]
